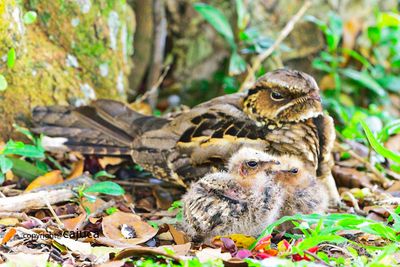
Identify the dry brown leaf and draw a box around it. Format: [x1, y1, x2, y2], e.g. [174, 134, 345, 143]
[168, 224, 189, 245]
[2, 252, 50, 267]
[113, 246, 181, 262]
[98, 157, 124, 169]
[102, 211, 157, 245]
[81, 197, 106, 214]
[319, 74, 335, 91]
[159, 243, 191, 256]
[67, 159, 84, 180]
[342, 18, 363, 63]
[63, 213, 86, 231]
[332, 166, 372, 189]
[129, 102, 153, 116]
[25, 170, 64, 192]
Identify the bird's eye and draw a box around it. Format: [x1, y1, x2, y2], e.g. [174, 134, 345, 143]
[290, 168, 298, 174]
[270, 91, 284, 101]
[246, 161, 258, 168]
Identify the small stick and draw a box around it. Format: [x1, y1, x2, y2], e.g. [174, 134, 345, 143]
[342, 191, 367, 216]
[44, 197, 64, 227]
[239, 1, 312, 91]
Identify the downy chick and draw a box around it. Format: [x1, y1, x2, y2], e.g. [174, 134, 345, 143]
[270, 155, 329, 230]
[181, 147, 283, 242]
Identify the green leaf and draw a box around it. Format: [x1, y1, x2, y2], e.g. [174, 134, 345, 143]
[23, 11, 37, 24]
[105, 206, 118, 215]
[193, 3, 236, 50]
[0, 155, 13, 174]
[377, 120, 400, 142]
[3, 140, 45, 158]
[84, 181, 125, 196]
[229, 52, 246, 75]
[7, 48, 16, 69]
[0, 75, 8, 91]
[367, 26, 381, 44]
[341, 69, 387, 97]
[235, 0, 248, 31]
[361, 121, 400, 164]
[8, 157, 47, 182]
[295, 235, 346, 252]
[93, 170, 115, 179]
[376, 75, 400, 93]
[0, 173, 4, 185]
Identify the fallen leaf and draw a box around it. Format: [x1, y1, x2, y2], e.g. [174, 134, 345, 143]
[25, 170, 63, 192]
[102, 211, 157, 245]
[2, 252, 49, 267]
[54, 237, 92, 255]
[113, 246, 181, 262]
[67, 159, 84, 180]
[196, 248, 232, 263]
[63, 213, 86, 231]
[0, 218, 19, 226]
[1, 227, 16, 244]
[168, 224, 189, 245]
[98, 157, 124, 169]
[332, 166, 372, 189]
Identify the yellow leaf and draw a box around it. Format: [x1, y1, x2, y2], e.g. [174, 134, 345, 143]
[67, 159, 84, 180]
[25, 170, 63, 192]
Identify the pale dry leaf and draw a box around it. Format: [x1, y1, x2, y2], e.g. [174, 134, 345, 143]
[195, 248, 232, 263]
[54, 237, 92, 255]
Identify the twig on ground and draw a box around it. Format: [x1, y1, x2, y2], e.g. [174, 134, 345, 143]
[342, 191, 367, 216]
[0, 212, 30, 220]
[239, 1, 312, 91]
[44, 197, 64, 227]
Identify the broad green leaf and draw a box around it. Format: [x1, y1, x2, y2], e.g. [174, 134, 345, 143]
[0, 155, 13, 174]
[7, 48, 16, 69]
[193, 3, 236, 50]
[367, 26, 381, 44]
[3, 140, 45, 158]
[0, 75, 7, 91]
[84, 181, 125, 196]
[377, 12, 400, 28]
[361, 121, 400, 164]
[376, 75, 400, 93]
[23, 11, 37, 24]
[229, 52, 246, 75]
[341, 69, 387, 97]
[9, 157, 47, 181]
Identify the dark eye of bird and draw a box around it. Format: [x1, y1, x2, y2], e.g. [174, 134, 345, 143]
[246, 161, 258, 168]
[290, 168, 298, 174]
[270, 91, 284, 101]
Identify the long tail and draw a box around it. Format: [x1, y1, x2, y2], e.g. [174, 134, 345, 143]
[31, 99, 169, 155]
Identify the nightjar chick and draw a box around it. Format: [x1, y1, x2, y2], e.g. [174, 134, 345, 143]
[272, 155, 329, 230]
[181, 147, 284, 242]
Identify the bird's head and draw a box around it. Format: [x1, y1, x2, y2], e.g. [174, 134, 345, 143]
[227, 147, 280, 189]
[267, 155, 315, 187]
[243, 69, 323, 124]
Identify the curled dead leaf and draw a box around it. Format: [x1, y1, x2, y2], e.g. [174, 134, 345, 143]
[102, 211, 157, 245]
[67, 159, 84, 180]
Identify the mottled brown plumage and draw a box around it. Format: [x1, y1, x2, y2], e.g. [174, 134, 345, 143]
[180, 148, 284, 242]
[31, 69, 339, 202]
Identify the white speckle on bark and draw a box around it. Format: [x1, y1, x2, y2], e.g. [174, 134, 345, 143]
[80, 83, 96, 100]
[117, 71, 124, 95]
[108, 11, 120, 50]
[99, 63, 109, 77]
[71, 18, 80, 27]
[66, 54, 79, 68]
[76, 0, 92, 14]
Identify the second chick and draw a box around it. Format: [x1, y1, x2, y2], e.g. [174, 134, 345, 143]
[181, 147, 283, 242]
